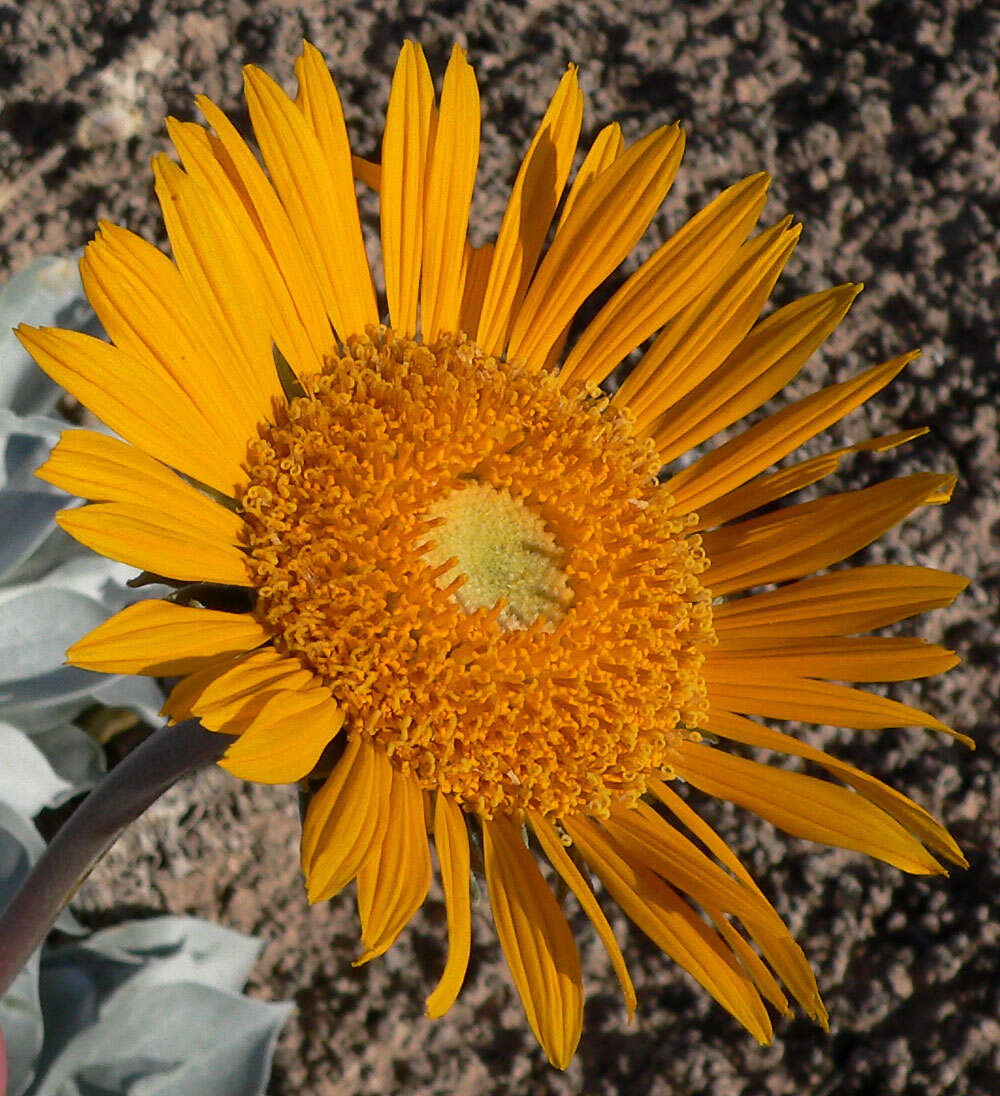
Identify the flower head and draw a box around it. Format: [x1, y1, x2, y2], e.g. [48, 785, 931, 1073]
[19, 41, 969, 1068]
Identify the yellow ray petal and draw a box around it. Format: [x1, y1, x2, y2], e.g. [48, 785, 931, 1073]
[457, 240, 495, 338]
[647, 776, 827, 1026]
[38, 430, 243, 544]
[708, 635, 959, 682]
[352, 154, 380, 191]
[380, 41, 435, 337]
[160, 653, 245, 724]
[220, 688, 345, 784]
[15, 325, 244, 499]
[301, 734, 358, 870]
[56, 503, 248, 587]
[507, 124, 685, 371]
[289, 41, 383, 282]
[167, 117, 324, 380]
[176, 647, 314, 728]
[355, 769, 432, 964]
[671, 741, 946, 875]
[647, 777, 763, 893]
[604, 801, 780, 931]
[541, 322, 573, 374]
[692, 427, 927, 530]
[563, 815, 772, 1043]
[704, 708, 967, 866]
[603, 802, 820, 1022]
[420, 45, 480, 343]
[67, 600, 269, 676]
[152, 156, 281, 423]
[193, 94, 336, 370]
[244, 63, 378, 341]
[302, 737, 393, 903]
[538, 123, 627, 372]
[161, 646, 298, 723]
[475, 67, 583, 356]
[667, 352, 916, 514]
[555, 123, 625, 234]
[712, 564, 969, 637]
[483, 814, 583, 1070]
[79, 223, 262, 457]
[295, 43, 359, 168]
[653, 283, 862, 463]
[560, 172, 770, 389]
[426, 790, 472, 1018]
[702, 473, 956, 596]
[193, 646, 304, 702]
[709, 911, 791, 1017]
[530, 813, 637, 1020]
[704, 673, 958, 738]
[616, 217, 800, 429]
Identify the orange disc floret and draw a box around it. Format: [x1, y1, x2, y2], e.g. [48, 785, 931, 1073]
[240, 328, 714, 818]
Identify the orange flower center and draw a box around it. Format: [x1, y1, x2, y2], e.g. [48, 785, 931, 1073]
[240, 328, 714, 818]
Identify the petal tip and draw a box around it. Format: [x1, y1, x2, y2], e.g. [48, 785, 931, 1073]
[242, 63, 271, 94]
[12, 322, 37, 351]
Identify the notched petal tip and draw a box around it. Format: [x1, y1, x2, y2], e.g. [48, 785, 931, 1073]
[812, 993, 831, 1033]
[925, 473, 957, 505]
[304, 879, 327, 906]
[299, 37, 321, 60]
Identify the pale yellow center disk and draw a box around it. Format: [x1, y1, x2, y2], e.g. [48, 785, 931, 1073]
[240, 328, 714, 819]
[424, 483, 572, 630]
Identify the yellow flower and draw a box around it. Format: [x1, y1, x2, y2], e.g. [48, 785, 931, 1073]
[18, 41, 969, 1069]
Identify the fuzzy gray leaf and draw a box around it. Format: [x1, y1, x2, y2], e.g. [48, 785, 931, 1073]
[0, 804, 61, 1096]
[0, 493, 72, 585]
[0, 591, 108, 685]
[0, 723, 73, 818]
[0, 256, 96, 417]
[0, 667, 163, 734]
[30, 982, 291, 1096]
[30, 919, 290, 1096]
[25, 725, 105, 804]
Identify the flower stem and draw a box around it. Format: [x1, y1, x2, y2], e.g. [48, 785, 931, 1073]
[0, 718, 227, 997]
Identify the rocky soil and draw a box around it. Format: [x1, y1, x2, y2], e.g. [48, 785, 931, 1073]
[2, 1, 998, 1094]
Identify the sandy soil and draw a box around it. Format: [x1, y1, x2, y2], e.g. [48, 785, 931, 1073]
[2, 1, 998, 1094]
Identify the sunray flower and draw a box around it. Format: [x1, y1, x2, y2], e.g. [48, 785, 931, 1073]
[17, 41, 970, 1068]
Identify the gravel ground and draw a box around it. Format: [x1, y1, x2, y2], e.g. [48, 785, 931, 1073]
[2, 1, 998, 1094]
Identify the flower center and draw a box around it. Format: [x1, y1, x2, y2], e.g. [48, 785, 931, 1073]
[240, 328, 714, 819]
[423, 482, 572, 630]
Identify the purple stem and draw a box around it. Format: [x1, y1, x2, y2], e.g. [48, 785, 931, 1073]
[0, 718, 227, 997]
